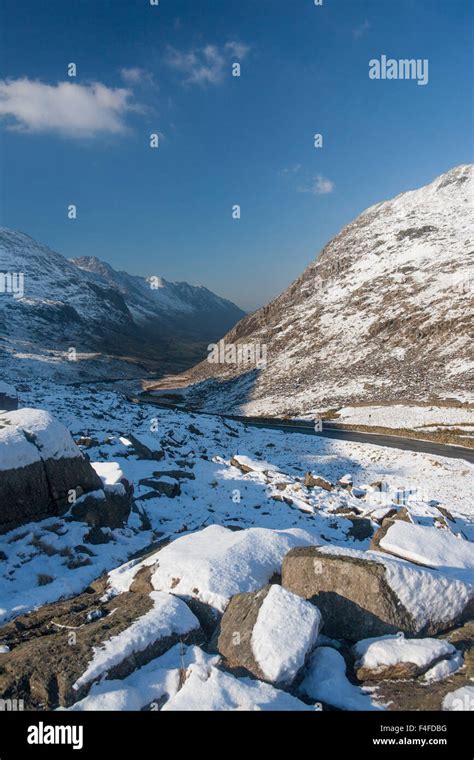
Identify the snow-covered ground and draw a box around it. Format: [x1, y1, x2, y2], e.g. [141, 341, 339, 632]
[327, 404, 474, 438]
[0, 380, 472, 628]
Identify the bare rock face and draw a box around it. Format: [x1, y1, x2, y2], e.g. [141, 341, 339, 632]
[0, 381, 18, 412]
[0, 409, 103, 534]
[217, 584, 321, 685]
[0, 587, 202, 709]
[282, 546, 474, 640]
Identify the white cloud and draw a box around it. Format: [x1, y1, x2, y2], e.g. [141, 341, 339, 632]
[299, 175, 335, 195]
[0, 78, 137, 137]
[120, 67, 156, 87]
[353, 20, 370, 39]
[165, 41, 250, 86]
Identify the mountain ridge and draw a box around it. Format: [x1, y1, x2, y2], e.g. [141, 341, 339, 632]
[0, 228, 245, 382]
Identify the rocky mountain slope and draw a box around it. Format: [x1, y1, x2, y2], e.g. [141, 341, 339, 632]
[167, 165, 473, 416]
[0, 228, 244, 381]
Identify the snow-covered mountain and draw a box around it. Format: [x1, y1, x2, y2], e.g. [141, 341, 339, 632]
[168, 165, 474, 415]
[0, 228, 244, 381]
[70, 255, 244, 339]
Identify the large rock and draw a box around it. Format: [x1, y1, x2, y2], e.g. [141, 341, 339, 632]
[0, 586, 201, 709]
[217, 584, 321, 685]
[0, 409, 103, 533]
[371, 622, 474, 711]
[0, 381, 18, 412]
[282, 546, 474, 640]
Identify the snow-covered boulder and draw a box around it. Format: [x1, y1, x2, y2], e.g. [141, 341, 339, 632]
[282, 545, 474, 639]
[217, 584, 321, 685]
[107, 525, 318, 631]
[128, 432, 164, 461]
[0, 408, 103, 533]
[0, 381, 18, 412]
[353, 634, 457, 681]
[369, 506, 412, 551]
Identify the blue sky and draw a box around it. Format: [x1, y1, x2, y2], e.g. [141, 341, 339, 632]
[0, 0, 472, 311]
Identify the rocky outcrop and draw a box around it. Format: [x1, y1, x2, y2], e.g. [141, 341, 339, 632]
[0, 586, 202, 709]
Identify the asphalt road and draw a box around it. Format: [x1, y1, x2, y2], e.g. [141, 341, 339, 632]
[230, 419, 474, 463]
[130, 395, 474, 463]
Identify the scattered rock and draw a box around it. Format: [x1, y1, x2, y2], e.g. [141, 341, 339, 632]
[152, 469, 195, 481]
[138, 478, 181, 498]
[75, 436, 99, 448]
[338, 474, 353, 489]
[346, 517, 374, 541]
[303, 473, 333, 491]
[84, 526, 112, 545]
[71, 478, 132, 528]
[128, 433, 165, 461]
